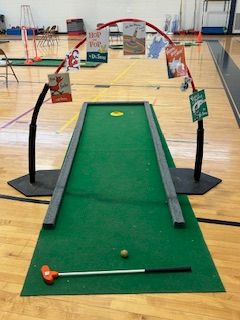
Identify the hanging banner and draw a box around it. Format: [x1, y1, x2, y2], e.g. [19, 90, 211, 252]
[87, 29, 109, 63]
[123, 22, 146, 55]
[48, 72, 72, 103]
[65, 49, 80, 72]
[165, 44, 187, 78]
[189, 89, 209, 122]
[147, 35, 168, 59]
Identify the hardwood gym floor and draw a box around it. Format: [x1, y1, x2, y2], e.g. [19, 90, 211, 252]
[0, 33, 240, 319]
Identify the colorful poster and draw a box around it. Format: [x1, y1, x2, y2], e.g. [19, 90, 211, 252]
[65, 49, 80, 72]
[123, 22, 146, 55]
[147, 35, 168, 59]
[87, 29, 109, 63]
[165, 45, 187, 78]
[189, 90, 208, 122]
[48, 73, 72, 104]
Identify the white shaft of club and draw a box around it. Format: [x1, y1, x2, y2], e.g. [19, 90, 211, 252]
[59, 269, 145, 277]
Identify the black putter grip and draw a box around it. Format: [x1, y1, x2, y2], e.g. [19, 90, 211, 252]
[145, 266, 192, 273]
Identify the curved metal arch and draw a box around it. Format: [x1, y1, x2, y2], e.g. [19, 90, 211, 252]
[11, 18, 211, 198]
[55, 17, 196, 92]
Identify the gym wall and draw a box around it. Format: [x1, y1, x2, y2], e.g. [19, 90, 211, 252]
[0, 0, 234, 33]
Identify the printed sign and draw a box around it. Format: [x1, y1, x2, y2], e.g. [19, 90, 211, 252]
[165, 44, 187, 78]
[123, 22, 146, 55]
[189, 90, 208, 122]
[87, 29, 109, 63]
[48, 72, 72, 103]
[147, 35, 168, 59]
[65, 49, 80, 72]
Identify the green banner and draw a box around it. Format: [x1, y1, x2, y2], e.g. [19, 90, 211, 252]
[189, 90, 208, 122]
[87, 52, 108, 63]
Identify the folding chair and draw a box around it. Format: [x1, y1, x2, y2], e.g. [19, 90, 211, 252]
[48, 25, 58, 45]
[37, 26, 51, 46]
[109, 23, 122, 43]
[0, 48, 19, 88]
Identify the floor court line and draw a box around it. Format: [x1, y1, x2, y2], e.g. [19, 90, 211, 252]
[0, 97, 51, 130]
[0, 194, 50, 204]
[1, 192, 239, 227]
[57, 60, 138, 133]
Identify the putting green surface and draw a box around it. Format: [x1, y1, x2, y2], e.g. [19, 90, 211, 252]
[109, 44, 123, 49]
[173, 41, 199, 47]
[6, 58, 100, 67]
[21, 102, 224, 295]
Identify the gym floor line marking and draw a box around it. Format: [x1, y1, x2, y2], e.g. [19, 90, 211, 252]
[0, 107, 34, 130]
[17, 80, 223, 91]
[0, 97, 51, 130]
[166, 139, 209, 144]
[57, 60, 138, 133]
[74, 83, 160, 89]
[197, 217, 240, 227]
[64, 83, 225, 91]
[1, 191, 239, 227]
[0, 194, 50, 205]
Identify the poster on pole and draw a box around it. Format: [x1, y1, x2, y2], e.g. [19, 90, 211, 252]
[65, 49, 80, 72]
[123, 22, 146, 55]
[48, 72, 72, 103]
[87, 29, 109, 63]
[189, 89, 209, 122]
[165, 44, 187, 78]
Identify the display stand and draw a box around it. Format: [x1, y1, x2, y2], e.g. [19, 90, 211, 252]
[8, 84, 60, 196]
[170, 117, 221, 195]
[20, 5, 41, 64]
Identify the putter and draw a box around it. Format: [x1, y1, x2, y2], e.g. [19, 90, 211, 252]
[41, 265, 192, 285]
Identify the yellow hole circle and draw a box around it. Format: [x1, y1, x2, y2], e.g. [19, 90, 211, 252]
[110, 111, 124, 117]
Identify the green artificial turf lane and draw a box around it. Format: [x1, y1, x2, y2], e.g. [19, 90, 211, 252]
[5, 58, 100, 67]
[109, 44, 123, 49]
[21, 103, 224, 295]
[173, 41, 199, 47]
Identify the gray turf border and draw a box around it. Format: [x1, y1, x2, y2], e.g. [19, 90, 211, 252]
[43, 101, 184, 229]
[144, 102, 185, 227]
[43, 103, 88, 229]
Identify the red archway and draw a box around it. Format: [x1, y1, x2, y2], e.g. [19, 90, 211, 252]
[55, 17, 196, 92]
[8, 18, 222, 197]
[53, 18, 220, 194]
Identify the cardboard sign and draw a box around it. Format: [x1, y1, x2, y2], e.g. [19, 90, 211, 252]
[189, 90, 208, 122]
[87, 29, 109, 63]
[147, 35, 168, 59]
[165, 45, 187, 78]
[65, 49, 80, 72]
[48, 72, 72, 103]
[123, 22, 146, 55]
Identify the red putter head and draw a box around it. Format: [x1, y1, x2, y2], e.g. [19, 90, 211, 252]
[41, 265, 59, 284]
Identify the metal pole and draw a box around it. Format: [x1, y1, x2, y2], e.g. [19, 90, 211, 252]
[194, 120, 204, 181]
[28, 83, 49, 183]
